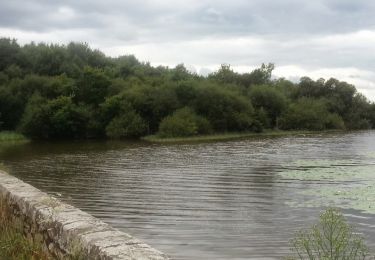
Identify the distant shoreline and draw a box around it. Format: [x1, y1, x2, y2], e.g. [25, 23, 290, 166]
[0, 129, 364, 144]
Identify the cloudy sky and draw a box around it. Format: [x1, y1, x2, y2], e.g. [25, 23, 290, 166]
[1, 0, 375, 100]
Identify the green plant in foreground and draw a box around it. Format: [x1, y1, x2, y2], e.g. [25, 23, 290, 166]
[287, 208, 372, 260]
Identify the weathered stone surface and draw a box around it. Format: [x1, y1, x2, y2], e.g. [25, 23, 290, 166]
[0, 170, 169, 260]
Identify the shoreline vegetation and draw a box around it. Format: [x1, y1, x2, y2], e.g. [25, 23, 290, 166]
[142, 129, 345, 143]
[0, 131, 28, 142]
[0, 38, 375, 141]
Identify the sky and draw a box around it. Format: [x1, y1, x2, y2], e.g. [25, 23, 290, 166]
[1, 0, 375, 100]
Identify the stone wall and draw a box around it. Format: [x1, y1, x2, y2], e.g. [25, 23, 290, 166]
[0, 170, 169, 260]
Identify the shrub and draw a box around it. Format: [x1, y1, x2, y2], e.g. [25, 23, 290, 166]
[287, 208, 371, 260]
[157, 107, 212, 138]
[105, 111, 148, 138]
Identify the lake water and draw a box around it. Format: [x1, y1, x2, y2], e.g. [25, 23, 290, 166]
[1, 131, 375, 259]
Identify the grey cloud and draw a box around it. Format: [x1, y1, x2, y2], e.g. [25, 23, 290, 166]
[2, 0, 375, 38]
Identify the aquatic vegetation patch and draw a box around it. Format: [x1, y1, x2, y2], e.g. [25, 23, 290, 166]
[279, 157, 375, 214]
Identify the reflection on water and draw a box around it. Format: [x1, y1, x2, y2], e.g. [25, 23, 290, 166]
[1, 131, 375, 259]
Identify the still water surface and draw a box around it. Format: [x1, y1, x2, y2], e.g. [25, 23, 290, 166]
[1, 131, 375, 259]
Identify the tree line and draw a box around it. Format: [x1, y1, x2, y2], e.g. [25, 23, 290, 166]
[0, 38, 374, 139]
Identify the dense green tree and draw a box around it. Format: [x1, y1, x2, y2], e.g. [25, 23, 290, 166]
[101, 94, 148, 138]
[0, 38, 20, 71]
[0, 38, 373, 139]
[298, 77, 328, 98]
[193, 84, 258, 132]
[369, 104, 375, 128]
[249, 85, 288, 128]
[0, 84, 24, 129]
[106, 111, 147, 138]
[115, 55, 140, 78]
[74, 66, 111, 105]
[18, 95, 90, 139]
[273, 78, 299, 99]
[343, 93, 372, 130]
[209, 64, 239, 84]
[0, 74, 75, 131]
[4, 64, 23, 79]
[279, 98, 345, 130]
[122, 83, 180, 132]
[243, 63, 274, 86]
[174, 81, 199, 106]
[171, 64, 191, 81]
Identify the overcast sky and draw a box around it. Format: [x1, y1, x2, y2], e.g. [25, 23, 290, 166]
[1, 0, 375, 100]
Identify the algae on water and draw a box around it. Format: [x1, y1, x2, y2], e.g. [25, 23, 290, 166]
[279, 154, 375, 214]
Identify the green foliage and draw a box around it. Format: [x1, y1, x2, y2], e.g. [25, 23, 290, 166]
[279, 98, 345, 131]
[245, 63, 274, 86]
[193, 84, 257, 132]
[171, 64, 191, 81]
[74, 66, 110, 105]
[19, 95, 90, 139]
[249, 85, 288, 127]
[0, 131, 27, 142]
[122, 83, 180, 132]
[209, 64, 239, 84]
[158, 107, 212, 138]
[105, 113, 147, 139]
[105, 110, 147, 139]
[343, 94, 372, 130]
[368, 104, 375, 128]
[325, 113, 345, 130]
[288, 208, 370, 260]
[255, 107, 271, 128]
[209, 63, 274, 87]
[0, 38, 20, 71]
[0, 38, 374, 140]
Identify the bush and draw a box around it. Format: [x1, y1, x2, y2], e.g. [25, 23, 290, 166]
[287, 208, 370, 260]
[101, 94, 149, 138]
[157, 107, 212, 138]
[105, 111, 148, 138]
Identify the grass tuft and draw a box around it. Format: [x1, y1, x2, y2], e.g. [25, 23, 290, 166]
[0, 199, 49, 260]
